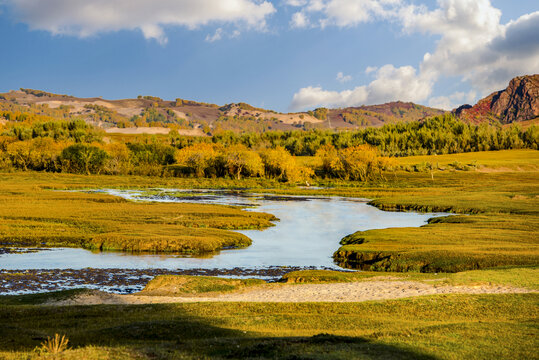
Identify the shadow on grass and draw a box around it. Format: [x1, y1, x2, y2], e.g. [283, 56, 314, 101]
[0, 302, 440, 360]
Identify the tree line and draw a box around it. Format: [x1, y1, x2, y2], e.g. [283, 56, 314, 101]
[172, 114, 537, 156]
[0, 114, 537, 181]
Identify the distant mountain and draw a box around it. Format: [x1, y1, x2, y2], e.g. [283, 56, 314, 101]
[0, 88, 449, 134]
[454, 74, 539, 124]
[327, 102, 446, 128]
[3, 75, 537, 134]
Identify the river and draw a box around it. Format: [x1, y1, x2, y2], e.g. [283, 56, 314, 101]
[0, 189, 448, 293]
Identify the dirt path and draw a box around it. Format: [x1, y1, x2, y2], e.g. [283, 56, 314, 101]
[50, 280, 535, 306]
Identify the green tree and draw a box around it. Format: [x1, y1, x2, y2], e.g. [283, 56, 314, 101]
[61, 144, 108, 175]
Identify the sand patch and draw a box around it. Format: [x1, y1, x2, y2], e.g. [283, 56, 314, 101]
[105, 127, 171, 135]
[49, 280, 535, 306]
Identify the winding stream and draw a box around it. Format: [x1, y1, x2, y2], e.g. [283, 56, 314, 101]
[0, 190, 448, 293]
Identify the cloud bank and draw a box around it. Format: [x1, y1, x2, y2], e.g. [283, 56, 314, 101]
[4, 0, 276, 45]
[289, 0, 539, 110]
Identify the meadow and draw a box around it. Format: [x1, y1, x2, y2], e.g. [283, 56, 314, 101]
[0, 149, 537, 359]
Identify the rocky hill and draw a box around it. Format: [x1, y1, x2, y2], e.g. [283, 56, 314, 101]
[0, 88, 447, 134]
[454, 75, 539, 124]
[328, 102, 446, 128]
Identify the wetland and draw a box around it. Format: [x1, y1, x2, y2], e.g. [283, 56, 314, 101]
[0, 189, 446, 293]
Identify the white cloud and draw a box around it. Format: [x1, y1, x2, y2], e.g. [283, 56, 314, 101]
[336, 72, 352, 83]
[290, 12, 309, 28]
[400, 1, 539, 94]
[366, 65, 433, 104]
[205, 28, 223, 43]
[287, 0, 403, 28]
[5, 0, 276, 44]
[365, 66, 378, 75]
[285, 0, 308, 6]
[290, 85, 368, 110]
[291, 64, 432, 110]
[290, 0, 539, 110]
[428, 90, 477, 110]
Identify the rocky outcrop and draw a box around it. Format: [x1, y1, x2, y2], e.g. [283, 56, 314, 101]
[491, 75, 539, 123]
[455, 74, 539, 124]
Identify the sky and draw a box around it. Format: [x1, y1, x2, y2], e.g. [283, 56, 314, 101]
[0, 0, 538, 112]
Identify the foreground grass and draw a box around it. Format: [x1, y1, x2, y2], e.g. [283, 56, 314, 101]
[0, 292, 537, 360]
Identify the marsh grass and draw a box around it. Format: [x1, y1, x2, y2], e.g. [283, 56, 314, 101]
[140, 275, 266, 296]
[334, 214, 539, 272]
[0, 176, 276, 254]
[1, 148, 537, 268]
[329, 151, 539, 272]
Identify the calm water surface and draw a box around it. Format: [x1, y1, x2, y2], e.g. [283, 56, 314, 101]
[1, 190, 447, 271]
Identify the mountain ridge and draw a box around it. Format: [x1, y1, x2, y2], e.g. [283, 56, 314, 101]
[2, 74, 538, 134]
[0, 89, 445, 133]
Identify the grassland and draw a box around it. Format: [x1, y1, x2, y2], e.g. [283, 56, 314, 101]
[331, 151, 539, 272]
[396, 148, 539, 170]
[0, 149, 538, 359]
[139, 275, 266, 296]
[281, 268, 539, 290]
[0, 291, 536, 359]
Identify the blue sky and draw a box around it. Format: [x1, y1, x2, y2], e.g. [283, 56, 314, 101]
[0, 0, 537, 112]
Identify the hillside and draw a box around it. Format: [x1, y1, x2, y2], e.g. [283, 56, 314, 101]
[454, 74, 539, 124]
[0, 89, 445, 134]
[328, 102, 446, 128]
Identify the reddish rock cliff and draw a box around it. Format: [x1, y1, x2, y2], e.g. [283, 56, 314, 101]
[455, 74, 539, 124]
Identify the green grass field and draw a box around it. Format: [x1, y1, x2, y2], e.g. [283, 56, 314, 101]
[0, 149, 538, 359]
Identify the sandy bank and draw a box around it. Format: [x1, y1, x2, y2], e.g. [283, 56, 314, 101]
[50, 280, 535, 306]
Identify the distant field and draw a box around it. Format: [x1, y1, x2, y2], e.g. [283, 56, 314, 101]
[105, 126, 172, 135]
[105, 126, 206, 136]
[397, 149, 539, 170]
